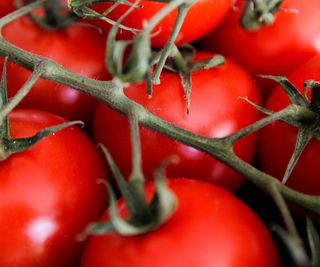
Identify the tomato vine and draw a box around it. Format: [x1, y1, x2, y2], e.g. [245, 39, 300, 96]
[0, 0, 319, 215]
[0, 1, 320, 265]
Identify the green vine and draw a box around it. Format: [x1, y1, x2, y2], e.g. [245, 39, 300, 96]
[2, 1, 320, 265]
[0, 0, 319, 220]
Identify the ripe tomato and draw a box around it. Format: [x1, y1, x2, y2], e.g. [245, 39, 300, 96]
[201, 0, 320, 95]
[88, 0, 231, 47]
[80, 178, 280, 267]
[259, 55, 320, 195]
[1, 16, 109, 124]
[0, 109, 108, 267]
[0, 1, 15, 17]
[92, 52, 261, 192]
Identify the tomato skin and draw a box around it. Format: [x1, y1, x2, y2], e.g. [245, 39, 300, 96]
[0, 1, 15, 17]
[80, 178, 279, 267]
[259, 55, 320, 195]
[201, 0, 320, 93]
[1, 16, 109, 124]
[0, 109, 108, 267]
[89, 0, 231, 47]
[92, 52, 260, 192]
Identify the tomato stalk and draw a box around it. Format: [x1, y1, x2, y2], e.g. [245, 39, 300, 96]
[306, 217, 320, 266]
[152, 2, 192, 85]
[269, 183, 309, 266]
[77, 111, 177, 238]
[69, 0, 140, 34]
[1, 0, 320, 218]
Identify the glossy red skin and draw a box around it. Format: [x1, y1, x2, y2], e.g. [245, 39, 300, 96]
[259, 55, 320, 195]
[89, 0, 231, 47]
[92, 52, 261, 192]
[1, 16, 109, 124]
[0, 1, 15, 17]
[201, 0, 320, 95]
[0, 109, 108, 267]
[80, 178, 280, 267]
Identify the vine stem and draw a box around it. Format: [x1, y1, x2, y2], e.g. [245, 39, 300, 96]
[0, 0, 319, 216]
[152, 2, 192, 84]
[0, 0, 46, 29]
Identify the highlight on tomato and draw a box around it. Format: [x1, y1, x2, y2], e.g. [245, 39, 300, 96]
[92, 51, 261, 192]
[85, 0, 232, 47]
[80, 178, 280, 267]
[0, 109, 108, 267]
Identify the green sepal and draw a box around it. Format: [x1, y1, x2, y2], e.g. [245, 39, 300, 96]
[83, 144, 178, 237]
[179, 70, 192, 114]
[238, 96, 274, 116]
[191, 55, 225, 71]
[304, 80, 320, 113]
[150, 156, 179, 226]
[165, 49, 225, 114]
[105, 2, 151, 84]
[258, 75, 308, 107]
[272, 224, 309, 267]
[306, 216, 320, 267]
[0, 120, 84, 160]
[258, 76, 320, 184]
[241, 0, 283, 31]
[98, 144, 149, 220]
[282, 127, 313, 184]
[80, 169, 177, 237]
[0, 57, 82, 160]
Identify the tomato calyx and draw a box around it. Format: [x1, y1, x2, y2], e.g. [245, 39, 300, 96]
[240, 0, 284, 31]
[164, 45, 224, 113]
[19, 0, 76, 30]
[258, 75, 320, 184]
[0, 58, 83, 160]
[78, 113, 177, 238]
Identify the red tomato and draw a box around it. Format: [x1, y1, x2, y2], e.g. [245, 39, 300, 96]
[201, 0, 320, 95]
[0, 1, 15, 17]
[259, 55, 320, 195]
[88, 0, 231, 47]
[1, 16, 109, 124]
[0, 109, 108, 267]
[80, 178, 280, 267]
[92, 52, 261, 192]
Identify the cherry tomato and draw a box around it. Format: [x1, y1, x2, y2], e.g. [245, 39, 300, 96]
[80, 178, 280, 267]
[0, 1, 15, 17]
[0, 109, 108, 267]
[92, 52, 261, 192]
[201, 0, 320, 95]
[88, 0, 232, 47]
[259, 55, 320, 195]
[1, 16, 109, 124]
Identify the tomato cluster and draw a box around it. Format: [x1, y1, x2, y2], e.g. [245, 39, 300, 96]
[0, 0, 319, 266]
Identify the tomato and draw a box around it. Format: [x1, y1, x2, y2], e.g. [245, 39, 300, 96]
[0, 1, 15, 17]
[80, 178, 279, 267]
[0, 109, 108, 267]
[201, 0, 320, 95]
[88, 0, 231, 47]
[92, 52, 260, 192]
[1, 16, 109, 124]
[259, 55, 320, 195]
